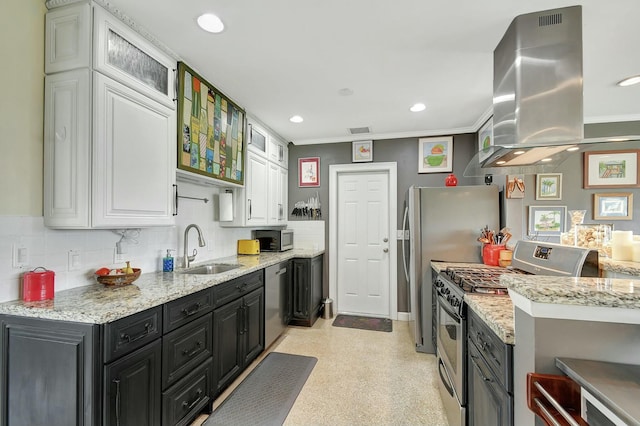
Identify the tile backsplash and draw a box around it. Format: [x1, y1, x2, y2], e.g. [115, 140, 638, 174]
[0, 183, 326, 303]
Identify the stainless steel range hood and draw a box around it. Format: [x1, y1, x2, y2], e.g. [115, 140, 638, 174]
[464, 5, 639, 176]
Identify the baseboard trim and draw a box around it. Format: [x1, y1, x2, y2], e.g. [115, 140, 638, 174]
[397, 312, 409, 321]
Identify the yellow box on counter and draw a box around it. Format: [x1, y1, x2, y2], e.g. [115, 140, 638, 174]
[237, 239, 260, 255]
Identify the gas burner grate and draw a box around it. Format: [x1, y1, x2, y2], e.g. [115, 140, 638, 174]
[444, 265, 525, 294]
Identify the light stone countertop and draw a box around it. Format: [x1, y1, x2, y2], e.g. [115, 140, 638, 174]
[600, 258, 640, 276]
[0, 249, 324, 324]
[464, 295, 515, 345]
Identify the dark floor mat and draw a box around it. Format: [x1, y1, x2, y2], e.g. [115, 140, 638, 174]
[204, 352, 317, 426]
[332, 314, 392, 332]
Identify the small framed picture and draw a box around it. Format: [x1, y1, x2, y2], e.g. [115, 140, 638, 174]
[418, 136, 453, 173]
[352, 140, 373, 162]
[535, 173, 562, 200]
[594, 193, 633, 220]
[506, 175, 525, 199]
[478, 117, 493, 163]
[583, 150, 640, 188]
[528, 205, 567, 237]
[298, 157, 320, 187]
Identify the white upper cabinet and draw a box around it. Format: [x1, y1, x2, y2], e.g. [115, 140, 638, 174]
[93, 6, 175, 108]
[44, 2, 177, 229]
[44, 69, 91, 228]
[45, 3, 91, 73]
[221, 120, 288, 227]
[268, 135, 288, 169]
[247, 121, 268, 158]
[92, 73, 175, 227]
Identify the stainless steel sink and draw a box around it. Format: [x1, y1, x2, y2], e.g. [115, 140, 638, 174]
[181, 263, 240, 275]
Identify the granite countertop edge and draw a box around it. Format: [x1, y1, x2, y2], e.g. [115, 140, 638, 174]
[0, 249, 324, 324]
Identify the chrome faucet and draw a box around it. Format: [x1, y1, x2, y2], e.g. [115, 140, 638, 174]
[183, 224, 206, 268]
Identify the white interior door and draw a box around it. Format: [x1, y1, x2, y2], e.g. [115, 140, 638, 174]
[336, 171, 390, 317]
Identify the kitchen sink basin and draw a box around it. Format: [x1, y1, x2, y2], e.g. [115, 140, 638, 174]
[181, 263, 240, 275]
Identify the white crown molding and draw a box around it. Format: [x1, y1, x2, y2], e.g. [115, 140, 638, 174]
[292, 126, 477, 146]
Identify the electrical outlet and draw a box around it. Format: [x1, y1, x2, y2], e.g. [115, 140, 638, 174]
[113, 248, 124, 264]
[68, 250, 82, 271]
[12, 244, 29, 269]
[396, 230, 404, 240]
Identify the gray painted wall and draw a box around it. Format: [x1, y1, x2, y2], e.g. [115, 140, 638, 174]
[287, 121, 640, 314]
[288, 133, 481, 312]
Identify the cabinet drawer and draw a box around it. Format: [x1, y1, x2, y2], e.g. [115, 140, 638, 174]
[162, 358, 213, 426]
[162, 313, 213, 389]
[163, 288, 214, 333]
[467, 309, 513, 392]
[213, 270, 263, 308]
[104, 306, 162, 363]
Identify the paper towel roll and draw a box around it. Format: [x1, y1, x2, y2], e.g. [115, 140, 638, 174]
[219, 192, 233, 222]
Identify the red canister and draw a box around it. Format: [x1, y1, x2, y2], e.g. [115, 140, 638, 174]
[21, 267, 55, 302]
[482, 244, 506, 266]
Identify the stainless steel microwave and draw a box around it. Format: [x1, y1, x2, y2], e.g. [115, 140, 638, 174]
[254, 229, 293, 252]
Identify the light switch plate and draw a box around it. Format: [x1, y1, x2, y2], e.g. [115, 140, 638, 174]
[396, 230, 404, 240]
[113, 248, 124, 264]
[12, 244, 29, 269]
[68, 250, 81, 271]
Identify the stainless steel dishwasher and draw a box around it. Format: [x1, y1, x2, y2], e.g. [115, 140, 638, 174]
[264, 261, 289, 348]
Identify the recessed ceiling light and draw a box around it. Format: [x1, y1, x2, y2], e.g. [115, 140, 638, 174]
[338, 88, 354, 96]
[514, 150, 526, 155]
[289, 115, 304, 123]
[410, 103, 426, 112]
[566, 146, 580, 152]
[617, 75, 640, 87]
[608, 137, 630, 142]
[197, 13, 224, 33]
[540, 158, 552, 162]
[496, 160, 506, 165]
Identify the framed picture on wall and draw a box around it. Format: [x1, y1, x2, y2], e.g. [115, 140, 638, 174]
[583, 149, 640, 188]
[418, 136, 453, 173]
[352, 140, 373, 162]
[594, 193, 633, 220]
[298, 157, 320, 187]
[478, 117, 493, 163]
[506, 175, 525, 199]
[528, 205, 567, 237]
[535, 173, 562, 200]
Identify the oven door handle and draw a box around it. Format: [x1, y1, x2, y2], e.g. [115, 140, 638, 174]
[437, 295, 462, 322]
[438, 357, 456, 398]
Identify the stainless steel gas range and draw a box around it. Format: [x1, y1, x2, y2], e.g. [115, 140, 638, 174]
[434, 241, 599, 426]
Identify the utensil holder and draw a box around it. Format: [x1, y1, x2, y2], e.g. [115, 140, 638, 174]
[483, 244, 506, 266]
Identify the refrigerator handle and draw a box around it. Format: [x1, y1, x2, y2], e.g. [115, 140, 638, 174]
[402, 206, 410, 283]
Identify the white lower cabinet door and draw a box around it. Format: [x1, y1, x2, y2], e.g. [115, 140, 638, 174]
[92, 72, 175, 227]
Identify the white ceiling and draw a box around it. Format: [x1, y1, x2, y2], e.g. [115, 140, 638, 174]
[105, 0, 640, 145]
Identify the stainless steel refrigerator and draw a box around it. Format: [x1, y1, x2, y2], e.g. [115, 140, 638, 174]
[402, 185, 499, 353]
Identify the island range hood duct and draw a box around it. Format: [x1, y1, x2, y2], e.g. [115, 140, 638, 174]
[464, 5, 639, 176]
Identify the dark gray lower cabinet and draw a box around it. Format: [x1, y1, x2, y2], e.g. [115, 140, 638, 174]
[213, 284, 264, 395]
[0, 316, 100, 426]
[104, 339, 162, 426]
[467, 309, 513, 426]
[290, 255, 323, 327]
[0, 271, 266, 425]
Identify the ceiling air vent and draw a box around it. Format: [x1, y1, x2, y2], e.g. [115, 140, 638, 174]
[539, 12, 562, 27]
[348, 126, 370, 135]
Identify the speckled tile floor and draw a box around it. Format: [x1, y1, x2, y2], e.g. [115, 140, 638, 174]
[192, 318, 448, 425]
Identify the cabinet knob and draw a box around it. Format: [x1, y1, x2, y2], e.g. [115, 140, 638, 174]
[383, 248, 389, 253]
